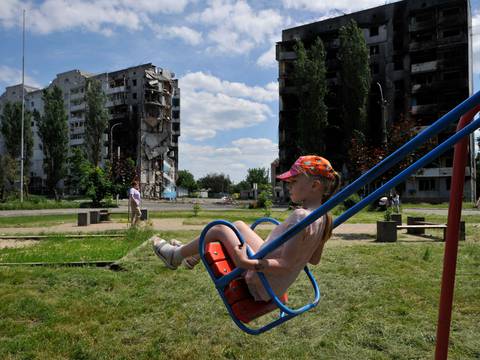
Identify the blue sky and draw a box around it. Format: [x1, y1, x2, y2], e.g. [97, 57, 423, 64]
[0, 0, 479, 183]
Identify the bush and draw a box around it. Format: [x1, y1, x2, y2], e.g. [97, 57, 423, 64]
[192, 203, 201, 217]
[343, 193, 361, 208]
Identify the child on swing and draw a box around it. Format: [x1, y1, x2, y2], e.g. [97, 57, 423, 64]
[152, 155, 340, 301]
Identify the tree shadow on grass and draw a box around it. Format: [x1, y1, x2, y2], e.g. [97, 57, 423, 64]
[333, 233, 376, 241]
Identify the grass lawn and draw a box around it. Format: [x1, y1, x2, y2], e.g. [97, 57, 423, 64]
[0, 228, 153, 264]
[0, 227, 478, 359]
[0, 197, 81, 211]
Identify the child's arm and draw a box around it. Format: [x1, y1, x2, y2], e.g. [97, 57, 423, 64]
[232, 231, 306, 276]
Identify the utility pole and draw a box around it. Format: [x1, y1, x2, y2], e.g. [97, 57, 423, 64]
[377, 82, 388, 147]
[20, 9, 25, 203]
[110, 122, 122, 163]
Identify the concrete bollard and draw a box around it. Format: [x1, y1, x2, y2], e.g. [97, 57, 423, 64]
[376, 221, 397, 242]
[89, 211, 100, 224]
[78, 213, 89, 226]
[141, 209, 148, 221]
[407, 216, 425, 235]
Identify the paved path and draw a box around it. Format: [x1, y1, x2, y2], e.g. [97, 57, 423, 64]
[0, 218, 378, 235]
[0, 200, 478, 218]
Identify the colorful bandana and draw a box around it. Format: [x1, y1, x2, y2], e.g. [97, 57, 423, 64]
[277, 155, 335, 181]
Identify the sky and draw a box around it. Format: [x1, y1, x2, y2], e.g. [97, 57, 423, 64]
[0, 0, 479, 183]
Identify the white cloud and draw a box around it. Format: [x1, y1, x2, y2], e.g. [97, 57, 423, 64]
[0, 65, 43, 90]
[181, 72, 277, 102]
[257, 44, 277, 68]
[152, 24, 202, 45]
[188, 0, 284, 54]
[180, 137, 278, 182]
[281, 0, 400, 13]
[0, 0, 197, 45]
[473, 12, 480, 74]
[179, 71, 276, 141]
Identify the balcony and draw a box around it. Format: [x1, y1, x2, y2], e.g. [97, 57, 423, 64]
[411, 61, 438, 74]
[107, 85, 125, 94]
[106, 98, 125, 107]
[278, 51, 296, 61]
[411, 104, 437, 115]
[408, 19, 435, 32]
[409, 40, 436, 52]
[70, 103, 85, 112]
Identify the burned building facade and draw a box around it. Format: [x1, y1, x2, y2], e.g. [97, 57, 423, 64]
[276, 0, 475, 202]
[0, 63, 180, 199]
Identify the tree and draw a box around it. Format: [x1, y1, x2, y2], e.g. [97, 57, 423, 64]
[80, 162, 112, 206]
[85, 78, 109, 166]
[66, 147, 87, 194]
[246, 167, 269, 187]
[293, 37, 328, 156]
[0, 155, 18, 199]
[198, 173, 232, 194]
[231, 180, 250, 193]
[176, 170, 197, 193]
[0, 101, 34, 180]
[348, 115, 433, 186]
[110, 157, 137, 198]
[338, 20, 371, 154]
[36, 86, 69, 199]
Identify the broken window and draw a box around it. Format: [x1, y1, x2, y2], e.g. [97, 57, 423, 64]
[442, 8, 460, 17]
[442, 29, 461, 38]
[419, 179, 436, 191]
[370, 45, 379, 55]
[369, 26, 379, 36]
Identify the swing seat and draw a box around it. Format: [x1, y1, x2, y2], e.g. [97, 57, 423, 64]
[205, 242, 288, 323]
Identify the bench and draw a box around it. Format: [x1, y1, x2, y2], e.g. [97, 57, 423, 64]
[99, 209, 110, 222]
[397, 222, 465, 241]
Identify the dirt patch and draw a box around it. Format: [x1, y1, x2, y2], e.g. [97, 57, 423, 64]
[0, 239, 39, 249]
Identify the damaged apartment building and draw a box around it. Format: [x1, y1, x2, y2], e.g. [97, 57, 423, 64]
[276, 0, 474, 202]
[0, 63, 180, 199]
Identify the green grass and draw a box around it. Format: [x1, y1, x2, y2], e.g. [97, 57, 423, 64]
[402, 201, 477, 209]
[0, 228, 154, 263]
[0, 196, 81, 210]
[0, 234, 478, 359]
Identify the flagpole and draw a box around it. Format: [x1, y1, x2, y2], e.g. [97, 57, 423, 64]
[20, 9, 25, 203]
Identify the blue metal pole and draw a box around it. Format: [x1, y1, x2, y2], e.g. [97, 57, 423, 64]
[214, 91, 480, 284]
[217, 115, 480, 284]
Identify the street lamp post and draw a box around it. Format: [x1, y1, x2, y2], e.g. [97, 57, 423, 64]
[110, 122, 122, 163]
[377, 82, 388, 147]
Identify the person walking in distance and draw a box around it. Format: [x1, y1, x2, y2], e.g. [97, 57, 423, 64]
[129, 180, 142, 226]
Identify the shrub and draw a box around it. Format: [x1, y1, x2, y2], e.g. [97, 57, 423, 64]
[192, 203, 201, 217]
[343, 193, 361, 208]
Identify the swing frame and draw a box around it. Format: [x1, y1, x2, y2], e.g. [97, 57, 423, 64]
[198, 90, 480, 355]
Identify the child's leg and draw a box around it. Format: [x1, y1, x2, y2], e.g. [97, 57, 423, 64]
[180, 221, 264, 260]
[153, 221, 264, 269]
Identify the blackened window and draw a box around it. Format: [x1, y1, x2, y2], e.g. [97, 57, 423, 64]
[394, 56, 403, 70]
[132, 93, 137, 99]
[173, 110, 180, 119]
[132, 79, 137, 86]
[419, 179, 436, 191]
[172, 123, 180, 131]
[370, 26, 379, 36]
[443, 29, 461, 38]
[442, 8, 460, 17]
[370, 45, 379, 55]
[172, 98, 180, 107]
[371, 63, 379, 74]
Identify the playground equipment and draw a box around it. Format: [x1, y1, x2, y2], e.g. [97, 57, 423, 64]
[198, 91, 480, 358]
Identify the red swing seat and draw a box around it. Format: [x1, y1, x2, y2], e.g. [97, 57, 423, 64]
[205, 242, 288, 323]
